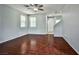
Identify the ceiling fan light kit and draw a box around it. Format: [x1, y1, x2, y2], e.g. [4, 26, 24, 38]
[24, 4, 44, 12]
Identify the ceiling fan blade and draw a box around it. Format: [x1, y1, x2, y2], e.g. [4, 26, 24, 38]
[39, 5, 43, 7]
[34, 4, 38, 6]
[24, 5, 29, 7]
[30, 4, 34, 6]
[38, 9, 44, 11]
[34, 4, 43, 7]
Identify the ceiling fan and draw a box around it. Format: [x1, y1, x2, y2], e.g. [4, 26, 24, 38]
[24, 4, 44, 12]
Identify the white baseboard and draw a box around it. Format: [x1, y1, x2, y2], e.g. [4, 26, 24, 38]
[63, 35, 79, 54]
[28, 33, 46, 35]
[54, 35, 62, 37]
[0, 33, 28, 44]
[28, 32, 54, 35]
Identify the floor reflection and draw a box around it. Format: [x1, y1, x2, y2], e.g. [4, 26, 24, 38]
[21, 41, 27, 54]
[30, 39, 36, 50]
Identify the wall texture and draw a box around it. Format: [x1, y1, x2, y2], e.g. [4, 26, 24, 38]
[63, 4, 79, 54]
[0, 5, 28, 43]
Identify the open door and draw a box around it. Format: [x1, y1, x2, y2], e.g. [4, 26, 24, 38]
[47, 17, 54, 34]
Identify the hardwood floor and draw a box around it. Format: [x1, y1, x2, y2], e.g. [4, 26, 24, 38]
[0, 34, 78, 55]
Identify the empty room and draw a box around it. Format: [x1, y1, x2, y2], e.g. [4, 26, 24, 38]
[0, 4, 79, 55]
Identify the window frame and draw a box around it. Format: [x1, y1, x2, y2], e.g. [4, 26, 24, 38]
[20, 14, 26, 28]
[29, 16, 37, 28]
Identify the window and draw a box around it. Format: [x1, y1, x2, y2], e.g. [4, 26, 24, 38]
[29, 16, 36, 27]
[20, 15, 26, 28]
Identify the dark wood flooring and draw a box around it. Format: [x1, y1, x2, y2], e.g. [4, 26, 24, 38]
[0, 34, 78, 55]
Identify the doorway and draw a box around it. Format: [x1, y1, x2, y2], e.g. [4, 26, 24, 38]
[47, 16, 55, 34]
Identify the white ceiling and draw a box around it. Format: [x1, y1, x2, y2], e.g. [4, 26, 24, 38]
[7, 4, 65, 14]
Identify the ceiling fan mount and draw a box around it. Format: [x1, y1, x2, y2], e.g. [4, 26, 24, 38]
[24, 4, 44, 12]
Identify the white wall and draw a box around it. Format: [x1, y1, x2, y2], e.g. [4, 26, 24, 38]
[28, 14, 47, 34]
[54, 21, 63, 37]
[63, 4, 79, 54]
[0, 16, 1, 39]
[0, 5, 28, 43]
[0, 5, 3, 41]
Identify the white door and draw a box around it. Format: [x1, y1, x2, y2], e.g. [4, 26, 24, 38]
[47, 17, 54, 34]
